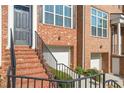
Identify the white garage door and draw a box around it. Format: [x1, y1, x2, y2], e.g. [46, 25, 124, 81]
[112, 58, 120, 75]
[91, 53, 102, 70]
[48, 46, 70, 66]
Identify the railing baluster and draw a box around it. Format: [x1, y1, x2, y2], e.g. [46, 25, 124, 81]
[7, 75, 11, 88]
[27, 79, 29, 88]
[90, 77, 92, 88]
[41, 80, 43, 88]
[49, 81, 51, 88]
[99, 75, 101, 88]
[34, 79, 36, 88]
[85, 78, 87, 88]
[20, 78, 22, 88]
[103, 74, 105, 88]
[95, 76, 97, 88]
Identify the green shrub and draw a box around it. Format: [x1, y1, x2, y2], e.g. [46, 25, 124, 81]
[85, 69, 101, 82]
[75, 66, 85, 75]
[85, 69, 100, 76]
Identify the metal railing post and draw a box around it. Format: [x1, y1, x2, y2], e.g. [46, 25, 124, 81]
[7, 75, 11, 88]
[78, 75, 81, 88]
[103, 73, 105, 88]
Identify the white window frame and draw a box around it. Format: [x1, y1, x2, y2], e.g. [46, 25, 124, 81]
[91, 7, 108, 38]
[43, 5, 73, 29]
[0, 5, 2, 66]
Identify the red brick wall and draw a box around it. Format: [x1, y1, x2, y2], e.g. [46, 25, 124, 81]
[2, 5, 9, 77]
[84, 5, 123, 72]
[1, 5, 124, 77]
[37, 24, 77, 69]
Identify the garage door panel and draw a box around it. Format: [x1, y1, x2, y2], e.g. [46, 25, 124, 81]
[112, 58, 120, 75]
[48, 46, 70, 66]
[91, 53, 101, 70]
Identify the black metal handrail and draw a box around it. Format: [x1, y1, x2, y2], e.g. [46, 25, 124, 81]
[8, 29, 16, 88]
[105, 79, 121, 88]
[10, 29, 16, 73]
[7, 71, 105, 88]
[35, 31, 79, 79]
[57, 63, 79, 79]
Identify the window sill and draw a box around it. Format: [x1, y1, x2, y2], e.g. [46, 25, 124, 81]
[39, 23, 75, 30]
[90, 35, 109, 39]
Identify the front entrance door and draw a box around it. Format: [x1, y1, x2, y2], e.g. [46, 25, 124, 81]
[14, 5, 32, 45]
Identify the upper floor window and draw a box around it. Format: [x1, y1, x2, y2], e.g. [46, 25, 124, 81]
[43, 5, 73, 28]
[91, 7, 108, 38]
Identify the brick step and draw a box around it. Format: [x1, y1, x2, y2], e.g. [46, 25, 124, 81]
[16, 59, 41, 64]
[15, 46, 30, 48]
[4, 51, 37, 55]
[3, 55, 38, 60]
[2, 58, 41, 65]
[16, 62, 43, 69]
[15, 79, 51, 88]
[28, 73, 48, 78]
[16, 67, 46, 76]
[14, 48, 35, 51]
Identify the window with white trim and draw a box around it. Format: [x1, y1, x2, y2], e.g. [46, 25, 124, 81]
[43, 5, 73, 28]
[91, 7, 108, 37]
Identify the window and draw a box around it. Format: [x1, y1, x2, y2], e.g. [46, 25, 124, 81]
[91, 7, 108, 37]
[44, 5, 54, 24]
[43, 5, 72, 28]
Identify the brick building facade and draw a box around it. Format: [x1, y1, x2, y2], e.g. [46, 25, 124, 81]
[0, 5, 124, 87]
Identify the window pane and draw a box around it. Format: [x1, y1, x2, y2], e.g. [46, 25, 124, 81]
[103, 13, 107, 19]
[56, 5, 63, 15]
[45, 12, 54, 24]
[14, 5, 29, 12]
[98, 28, 102, 36]
[65, 6, 71, 17]
[55, 15, 63, 26]
[92, 26, 97, 36]
[103, 29, 107, 37]
[45, 5, 54, 12]
[98, 11, 102, 17]
[92, 8, 96, 15]
[103, 20, 107, 28]
[92, 16, 96, 26]
[65, 17, 71, 27]
[98, 18, 102, 27]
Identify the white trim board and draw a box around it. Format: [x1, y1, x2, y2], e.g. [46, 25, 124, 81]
[7, 5, 14, 49]
[0, 6, 2, 66]
[32, 5, 37, 49]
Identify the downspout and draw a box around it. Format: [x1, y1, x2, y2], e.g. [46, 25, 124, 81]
[82, 5, 85, 69]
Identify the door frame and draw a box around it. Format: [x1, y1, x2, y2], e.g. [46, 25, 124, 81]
[7, 5, 37, 49]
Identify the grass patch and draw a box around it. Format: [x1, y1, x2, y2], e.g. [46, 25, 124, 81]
[48, 67, 73, 88]
[49, 66, 73, 80]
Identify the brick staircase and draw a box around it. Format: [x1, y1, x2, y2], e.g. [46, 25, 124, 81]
[3, 46, 50, 88]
